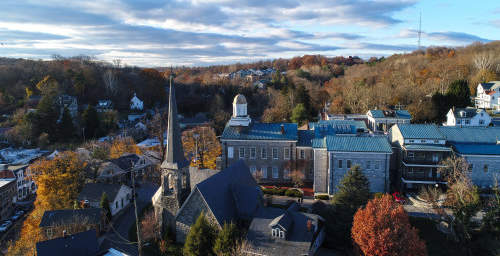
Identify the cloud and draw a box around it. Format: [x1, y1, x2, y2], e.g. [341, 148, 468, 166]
[354, 42, 416, 52]
[0, 29, 69, 42]
[398, 29, 492, 44]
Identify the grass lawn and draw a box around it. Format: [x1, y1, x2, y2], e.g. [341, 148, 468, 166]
[410, 217, 463, 256]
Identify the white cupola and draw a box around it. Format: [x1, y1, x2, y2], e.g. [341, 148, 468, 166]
[228, 94, 251, 126]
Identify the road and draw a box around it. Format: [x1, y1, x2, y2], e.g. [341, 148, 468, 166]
[100, 182, 158, 256]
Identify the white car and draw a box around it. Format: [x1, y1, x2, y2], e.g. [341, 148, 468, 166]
[0, 223, 9, 232]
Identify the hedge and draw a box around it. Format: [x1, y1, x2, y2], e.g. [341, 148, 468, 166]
[315, 195, 330, 200]
[284, 189, 303, 198]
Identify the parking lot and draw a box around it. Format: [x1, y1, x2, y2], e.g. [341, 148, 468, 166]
[0, 201, 33, 255]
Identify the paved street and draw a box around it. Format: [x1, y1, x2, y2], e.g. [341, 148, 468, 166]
[100, 182, 158, 256]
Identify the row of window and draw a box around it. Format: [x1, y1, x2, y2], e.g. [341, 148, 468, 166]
[336, 159, 382, 170]
[249, 166, 290, 179]
[408, 139, 440, 144]
[228, 146, 296, 160]
[271, 228, 285, 238]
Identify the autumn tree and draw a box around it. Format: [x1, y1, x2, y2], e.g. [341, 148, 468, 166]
[7, 152, 86, 255]
[109, 137, 142, 159]
[183, 213, 215, 256]
[182, 126, 221, 170]
[352, 194, 427, 256]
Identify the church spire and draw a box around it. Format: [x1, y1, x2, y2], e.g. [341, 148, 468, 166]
[161, 74, 188, 170]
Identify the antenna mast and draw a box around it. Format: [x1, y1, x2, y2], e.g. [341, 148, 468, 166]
[417, 12, 422, 49]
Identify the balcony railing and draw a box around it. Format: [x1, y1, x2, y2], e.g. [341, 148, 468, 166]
[402, 168, 446, 182]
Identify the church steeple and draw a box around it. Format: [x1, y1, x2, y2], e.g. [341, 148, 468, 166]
[161, 75, 188, 170]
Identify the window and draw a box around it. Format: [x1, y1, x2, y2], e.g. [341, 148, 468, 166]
[434, 140, 439, 144]
[300, 149, 305, 159]
[272, 167, 279, 178]
[116, 201, 119, 209]
[261, 166, 267, 178]
[338, 160, 343, 168]
[46, 228, 53, 238]
[272, 148, 279, 159]
[347, 160, 351, 169]
[479, 120, 485, 125]
[250, 166, 257, 175]
[366, 161, 371, 169]
[484, 164, 488, 173]
[227, 147, 234, 159]
[121, 198, 124, 207]
[250, 147, 256, 159]
[261, 148, 267, 159]
[284, 169, 290, 179]
[408, 152, 415, 159]
[375, 161, 381, 170]
[468, 164, 473, 171]
[409, 139, 414, 143]
[239, 147, 245, 159]
[432, 154, 439, 162]
[465, 119, 470, 125]
[272, 229, 277, 237]
[420, 139, 426, 143]
[279, 231, 285, 238]
[284, 148, 290, 160]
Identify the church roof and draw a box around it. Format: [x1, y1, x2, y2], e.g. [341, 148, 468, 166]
[233, 94, 247, 104]
[192, 160, 261, 226]
[161, 77, 189, 169]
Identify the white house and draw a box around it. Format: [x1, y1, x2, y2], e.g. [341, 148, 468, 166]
[130, 93, 144, 111]
[77, 183, 133, 216]
[475, 81, 500, 109]
[443, 107, 491, 127]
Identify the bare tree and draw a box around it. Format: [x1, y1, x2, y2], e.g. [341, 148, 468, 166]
[102, 69, 118, 96]
[473, 52, 495, 71]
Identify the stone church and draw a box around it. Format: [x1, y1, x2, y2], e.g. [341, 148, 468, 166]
[152, 78, 261, 242]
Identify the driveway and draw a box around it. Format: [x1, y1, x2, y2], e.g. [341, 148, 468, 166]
[100, 182, 159, 256]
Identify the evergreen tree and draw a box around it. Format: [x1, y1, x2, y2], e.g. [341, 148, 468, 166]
[183, 213, 215, 256]
[329, 165, 371, 248]
[100, 192, 112, 221]
[36, 94, 58, 142]
[291, 103, 308, 125]
[82, 105, 99, 139]
[58, 107, 74, 141]
[213, 222, 239, 256]
[446, 79, 471, 108]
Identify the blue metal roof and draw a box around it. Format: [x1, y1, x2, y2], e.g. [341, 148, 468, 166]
[368, 109, 411, 119]
[439, 126, 500, 144]
[297, 130, 314, 147]
[453, 143, 500, 155]
[311, 119, 366, 138]
[368, 110, 385, 118]
[395, 110, 412, 119]
[313, 135, 392, 153]
[396, 124, 444, 139]
[221, 122, 298, 141]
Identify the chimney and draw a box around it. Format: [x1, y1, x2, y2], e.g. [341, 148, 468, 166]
[280, 124, 285, 134]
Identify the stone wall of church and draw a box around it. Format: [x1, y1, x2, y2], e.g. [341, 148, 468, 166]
[175, 189, 220, 242]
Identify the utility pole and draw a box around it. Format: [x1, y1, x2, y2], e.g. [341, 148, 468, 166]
[131, 163, 143, 256]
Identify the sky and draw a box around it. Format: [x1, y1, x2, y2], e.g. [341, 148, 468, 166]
[0, 0, 498, 67]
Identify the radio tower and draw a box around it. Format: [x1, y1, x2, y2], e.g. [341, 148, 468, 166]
[417, 12, 422, 49]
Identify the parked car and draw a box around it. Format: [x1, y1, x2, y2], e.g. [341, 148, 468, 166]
[0, 222, 9, 232]
[11, 211, 23, 221]
[392, 192, 406, 204]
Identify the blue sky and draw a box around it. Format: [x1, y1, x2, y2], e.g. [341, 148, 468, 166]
[0, 0, 498, 67]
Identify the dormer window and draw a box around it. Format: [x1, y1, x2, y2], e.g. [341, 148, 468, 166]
[279, 231, 285, 238]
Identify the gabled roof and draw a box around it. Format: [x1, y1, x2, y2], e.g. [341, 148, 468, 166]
[78, 183, 128, 203]
[221, 122, 298, 141]
[269, 211, 293, 231]
[479, 81, 500, 91]
[192, 160, 261, 226]
[39, 208, 102, 227]
[316, 135, 392, 153]
[161, 77, 189, 170]
[36, 229, 98, 256]
[396, 124, 444, 140]
[110, 153, 140, 170]
[450, 107, 484, 118]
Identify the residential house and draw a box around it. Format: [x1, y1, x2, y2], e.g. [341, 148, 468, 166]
[0, 179, 16, 221]
[312, 135, 392, 195]
[130, 92, 144, 111]
[39, 208, 103, 240]
[389, 124, 451, 191]
[475, 81, 500, 109]
[244, 203, 325, 256]
[8, 164, 35, 201]
[78, 183, 132, 216]
[35, 229, 99, 256]
[96, 161, 127, 183]
[96, 100, 114, 112]
[57, 94, 78, 120]
[443, 107, 491, 127]
[111, 153, 159, 178]
[366, 109, 412, 132]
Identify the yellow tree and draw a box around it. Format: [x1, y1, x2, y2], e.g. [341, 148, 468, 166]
[182, 126, 221, 170]
[7, 152, 86, 255]
[109, 137, 142, 159]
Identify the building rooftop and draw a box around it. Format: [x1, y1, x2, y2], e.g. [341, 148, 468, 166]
[396, 124, 444, 140]
[0, 179, 15, 188]
[78, 183, 127, 203]
[297, 130, 314, 147]
[453, 143, 500, 155]
[39, 208, 102, 228]
[450, 107, 485, 118]
[35, 229, 98, 256]
[439, 126, 500, 144]
[368, 109, 411, 119]
[313, 135, 392, 153]
[311, 119, 367, 137]
[479, 81, 500, 91]
[403, 144, 451, 152]
[221, 122, 298, 141]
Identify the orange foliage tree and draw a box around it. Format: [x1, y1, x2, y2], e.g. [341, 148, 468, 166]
[351, 194, 427, 256]
[7, 152, 86, 255]
[182, 126, 221, 170]
[109, 137, 142, 159]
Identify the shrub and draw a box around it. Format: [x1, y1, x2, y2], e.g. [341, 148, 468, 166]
[285, 189, 303, 197]
[315, 195, 330, 200]
[373, 192, 384, 199]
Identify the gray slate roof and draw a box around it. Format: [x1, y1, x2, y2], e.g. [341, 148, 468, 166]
[36, 229, 98, 256]
[451, 107, 483, 118]
[39, 208, 102, 227]
[78, 183, 125, 202]
[221, 123, 298, 141]
[193, 160, 261, 226]
[396, 124, 444, 139]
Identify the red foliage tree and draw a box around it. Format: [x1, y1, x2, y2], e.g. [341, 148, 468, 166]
[351, 194, 426, 256]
